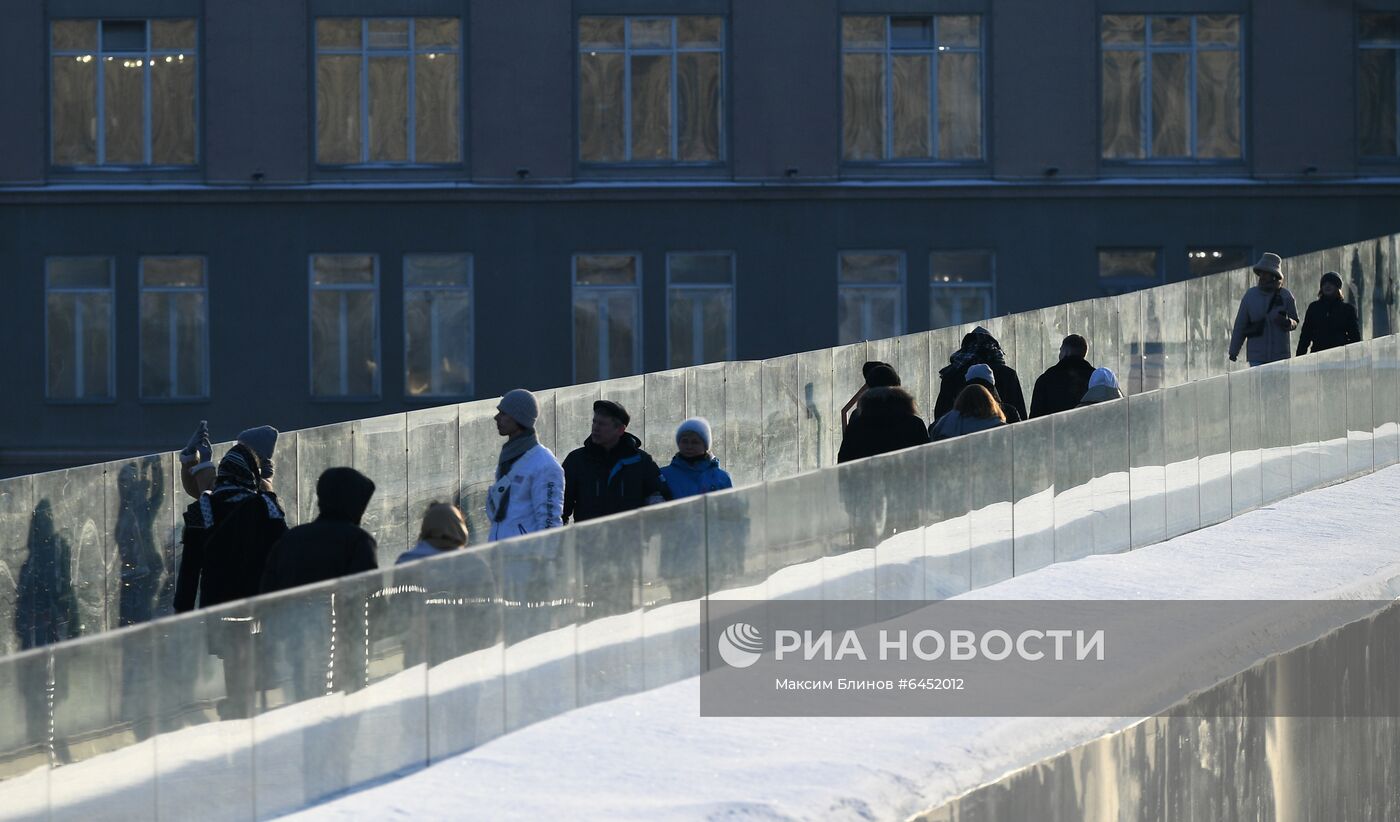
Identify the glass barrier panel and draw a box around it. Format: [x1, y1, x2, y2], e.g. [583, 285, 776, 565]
[0, 476, 34, 657]
[924, 435, 971, 598]
[32, 466, 108, 638]
[1257, 359, 1293, 505]
[927, 325, 964, 421]
[406, 405, 460, 547]
[760, 355, 801, 482]
[1092, 296, 1125, 398]
[1228, 367, 1263, 514]
[1196, 374, 1233, 526]
[1289, 353, 1323, 496]
[725, 361, 764, 487]
[685, 363, 727, 466]
[1128, 391, 1167, 549]
[1160, 281, 1189, 391]
[599, 374, 646, 455]
[352, 414, 409, 565]
[1117, 290, 1146, 396]
[966, 424, 1015, 587]
[553, 381, 602, 466]
[0, 647, 51, 820]
[295, 422, 354, 527]
[1011, 414, 1055, 576]
[533, 388, 559, 455]
[1161, 381, 1201, 540]
[1346, 342, 1375, 478]
[501, 527, 577, 733]
[643, 369, 688, 470]
[796, 348, 836, 471]
[1317, 347, 1350, 484]
[1186, 276, 1213, 381]
[575, 512, 644, 707]
[873, 445, 932, 601]
[705, 482, 767, 600]
[1052, 404, 1097, 562]
[1371, 336, 1400, 469]
[639, 497, 706, 688]
[1088, 399, 1131, 554]
[456, 398, 500, 545]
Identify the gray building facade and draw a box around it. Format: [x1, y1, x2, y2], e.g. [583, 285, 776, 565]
[3, 0, 1400, 475]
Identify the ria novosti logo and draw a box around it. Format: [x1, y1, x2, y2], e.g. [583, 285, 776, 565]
[717, 622, 764, 668]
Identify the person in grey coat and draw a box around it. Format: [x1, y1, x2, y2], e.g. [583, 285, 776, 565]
[1228, 252, 1299, 367]
[929, 384, 1006, 441]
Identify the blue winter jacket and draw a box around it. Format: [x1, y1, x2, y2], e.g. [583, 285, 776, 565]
[660, 454, 734, 499]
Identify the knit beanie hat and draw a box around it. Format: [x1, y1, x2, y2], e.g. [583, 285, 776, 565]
[419, 502, 468, 550]
[1320, 271, 1343, 290]
[1089, 367, 1120, 391]
[965, 363, 995, 386]
[498, 389, 540, 430]
[237, 426, 278, 464]
[865, 364, 901, 388]
[676, 417, 713, 449]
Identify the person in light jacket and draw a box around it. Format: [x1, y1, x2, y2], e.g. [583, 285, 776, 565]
[1229, 252, 1300, 366]
[1296, 270, 1362, 356]
[929, 384, 1006, 441]
[487, 389, 565, 542]
[1077, 367, 1125, 407]
[660, 417, 733, 499]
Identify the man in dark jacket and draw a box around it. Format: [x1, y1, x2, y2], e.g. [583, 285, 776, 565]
[1297, 271, 1362, 356]
[561, 400, 671, 524]
[259, 467, 379, 594]
[837, 386, 928, 463]
[1030, 334, 1096, 418]
[562, 400, 670, 618]
[933, 326, 1027, 422]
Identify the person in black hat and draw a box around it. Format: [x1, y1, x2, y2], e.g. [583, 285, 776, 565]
[1296, 270, 1362, 356]
[840, 361, 901, 434]
[561, 399, 671, 524]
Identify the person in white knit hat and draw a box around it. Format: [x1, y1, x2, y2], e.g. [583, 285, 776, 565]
[659, 417, 733, 499]
[487, 389, 565, 542]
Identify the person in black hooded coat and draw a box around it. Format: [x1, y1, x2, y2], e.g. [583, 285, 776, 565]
[837, 386, 929, 463]
[259, 467, 378, 594]
[1029, 334, 1097, 418]
[933, 326, 1027, 422]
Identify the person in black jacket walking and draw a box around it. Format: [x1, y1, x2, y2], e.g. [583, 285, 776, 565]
[1297, 271, 1362, 356]
[561, 400, 670, 524]
[933, 326, 1027, 422]
[1030, 334, 1096, 418]
[837, 386, 929, 463]
[259, 467, 379, 594]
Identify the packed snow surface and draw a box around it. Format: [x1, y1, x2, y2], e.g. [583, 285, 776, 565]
[292, 465, 1400, 821]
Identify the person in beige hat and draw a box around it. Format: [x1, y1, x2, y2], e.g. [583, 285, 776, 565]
[397, 502, 469, 563]
[1228, 252, 1299, 366]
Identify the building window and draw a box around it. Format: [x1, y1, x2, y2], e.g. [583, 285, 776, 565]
[838, 252, 905, 344]
[1099, 248, 1162, 295]
[315, 18, 461, 165]
[574, 254, 642, 382]
[1187, 247, 1251, 278]
[50, 19, 198, 167]
[404, 254, 473, 398]
[930, 251, 995, 329]
[578, 16, 724, 164]
[667, 252, 734, 368]
[1101, 14, 1242, 160]
[310, 255, 380, 398]
[46, 257, 115, 400]
[841, 15, 983, 162]
[140, 257, 208, 399]
[1360, 13, 1400, 157]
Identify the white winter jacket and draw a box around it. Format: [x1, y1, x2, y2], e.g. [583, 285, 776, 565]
[486, 444, 565, 542]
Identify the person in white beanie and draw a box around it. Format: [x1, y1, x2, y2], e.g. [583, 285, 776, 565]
[659, 417, 733, 499]
[487, 389, 564, 541]
[1077, 367, 1125, 407]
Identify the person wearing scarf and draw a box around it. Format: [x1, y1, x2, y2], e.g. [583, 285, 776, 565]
[932, 326, 1028, 422]
[487, 389, 564, 542]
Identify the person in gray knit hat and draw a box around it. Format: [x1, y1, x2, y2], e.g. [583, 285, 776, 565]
[178, 421, 280, 499]
[488, 389, 564, 542]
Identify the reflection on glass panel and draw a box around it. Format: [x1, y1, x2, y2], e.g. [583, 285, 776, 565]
[840, 252, 902, 282]
[405, 254, 470, 287]
[151, 56, 196, 164]
[317, 18, 361, 48]
[576, 255, 638, 285]
[150, 19, 196, 50]
[47, 257, 110, 289]
[1197, 14, 1240, 45]
[574, 298, 601, 383]
[1099, 249, 1161, 295]
[630, 54, 671, 160]
[102, 20, 145, 51]
[104, 57, 144, 163]
[415, 17, 459, 47]
[843, 53, 884, 160]
[580, 52, 626, 162]
[668, 289, 733, 368]
[580, 17, 624, 48]
[405, 255, 473, 398]
[140, 258, 208, 399]
[313, 254, 375, 285]
[1360, 49, 1398, 156]
[939, 52, 981, 159]
[839, 287, 903, 344]
[144, 257, 206, 290]
[369, 56, 409, 162]
[940, 16, 980, 47]
[1150, 15, 1190, 44]
[1102, 15, 1145, 45]
[677, 16, 722, 47]
[892, 55, 931, 158]
[1361, 13, 1400, 44]
[843, 16, 886, 47]
[931, 251, 994, 329]
[415, 53, 460, 163]
[53, 20, 98, 50]
[310, 256, 379, 398]
[51, 57, 98, 166]
[678, 52, 721, 161]
[317, 55, 362, 164]
[1151, 52, 1189, 157]
[368, 18, 410, 49]
[1102, 51, 1144, 159]
[631, 18, 672, 48]
[1197, 50, 1241, 158]
[345, 291, 378, 396]
[669, 253, 731, 284]
[891, 17, 932, 47]
[1188, 248, 1251, 278]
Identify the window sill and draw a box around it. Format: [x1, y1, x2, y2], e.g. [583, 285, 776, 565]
[1098, 160, 1248, 178]
[48, 167, 202, 184]
[313, 164, 468, 183]
[139, 397, 212, 405]
[840, 161, 989, 179]
[310, 395, 384, 403]
[577, 163, 729, 181]
[403, 393, 474, 405]
[45, 398, 118, 406]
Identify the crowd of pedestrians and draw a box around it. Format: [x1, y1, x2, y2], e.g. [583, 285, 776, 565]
[171, 252, 1364, 619]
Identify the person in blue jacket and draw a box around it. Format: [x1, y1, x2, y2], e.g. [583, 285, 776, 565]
[660, 417, 734, 499]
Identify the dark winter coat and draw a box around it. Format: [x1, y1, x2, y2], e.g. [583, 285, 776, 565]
[1296, 297, 1362, 356]
[175, 488, 288, 612]
[562, 433, 671, 523]
[1029, 358, 1097, 419]
[936, 366, 1026, 422]
[259, 468, 378, 595]
[837, 388, 930, 463]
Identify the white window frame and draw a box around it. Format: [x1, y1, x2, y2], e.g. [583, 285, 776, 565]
[1100, 14, 1246, 162]
[929, 250, 996, 329]
[665, 251, 736, 368]
[572, 253, 644, 382]
[45, 256, 116, 402]
[837, 250, 907, 344]
[49, 18, 200, 168]
[577, 15, 727, 165]
[138, 255, 210, 401]
[308, 254, 382, 399]
[403, 253, 474, 399]
[313, 16, 463, 167]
